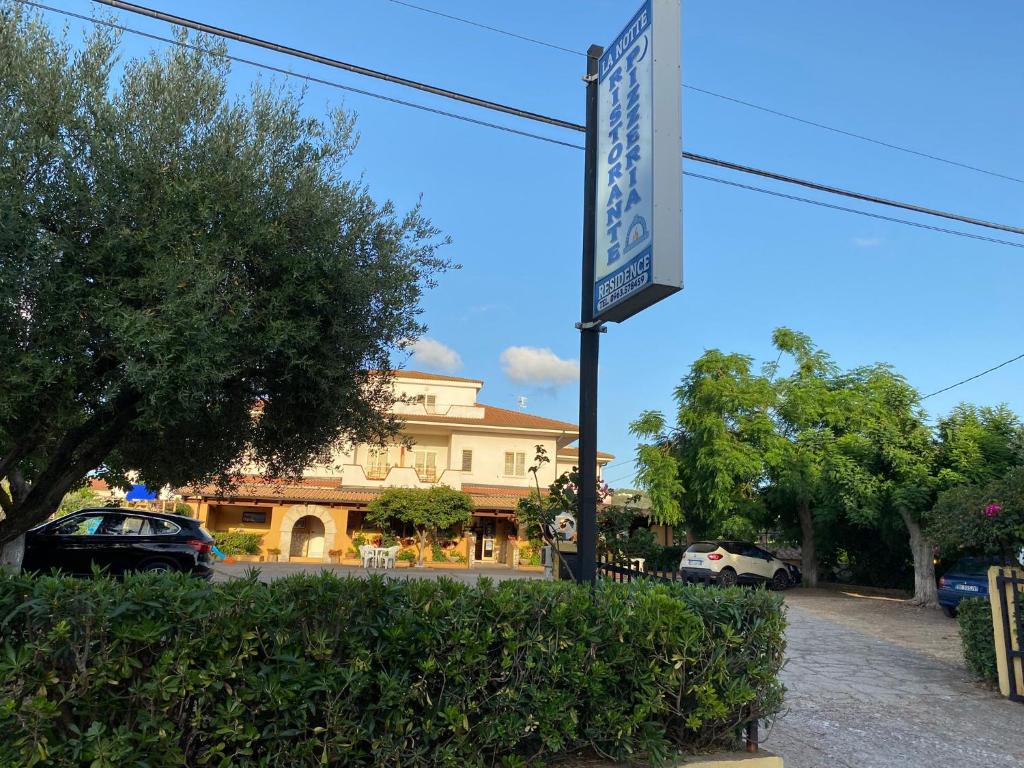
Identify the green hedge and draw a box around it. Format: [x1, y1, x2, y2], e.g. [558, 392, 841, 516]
[957, 597, 998, 683]
[0, 572, 786, 767]
[212, 530, 263, 556]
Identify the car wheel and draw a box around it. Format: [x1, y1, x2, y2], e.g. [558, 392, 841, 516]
[941, 604, 957, 618]
[141, 560, 177, 574]
[718, 567, 737, 587]
[771, 569, 789, 591]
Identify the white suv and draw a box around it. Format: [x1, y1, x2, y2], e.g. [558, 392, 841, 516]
[679, 541, 799, 590]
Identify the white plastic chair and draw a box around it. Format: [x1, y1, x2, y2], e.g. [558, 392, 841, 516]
[380, 546, 400, 569]
[629, 557, 646, 573]
[359, 545, 376, 568]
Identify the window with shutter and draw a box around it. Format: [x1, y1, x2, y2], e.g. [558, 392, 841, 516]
[413, 450, 437, 482]
[461, 449, 473, 472]
[366, 448, 390, 480]
[504, 451, 526, 477]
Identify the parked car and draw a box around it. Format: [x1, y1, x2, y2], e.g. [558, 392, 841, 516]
[679, 540, 801, 589]
[22, 507, 215, 579]
[937, 555, 1006, 617]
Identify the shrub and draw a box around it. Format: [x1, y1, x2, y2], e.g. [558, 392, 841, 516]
[212, 530, 263, 556]
[652, 546, 686, 572]
[397, 549, 417, 563]
[957, 597, 998, 683]
[0, 572, 785, 767]
[430, 543, 448, 562]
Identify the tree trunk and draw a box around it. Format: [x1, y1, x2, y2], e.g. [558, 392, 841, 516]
[0, 534, 25, 572]
[0, 390, 140, 546]
[416, 530, 428, 567]
[899, 508, 937, 608]
[797, 500, 818, 588]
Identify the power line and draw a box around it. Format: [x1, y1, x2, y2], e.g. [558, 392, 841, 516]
[604, 471, 639, 488]
[91, 0, 582, 132]
[21, 1, 1024, 251]
[687, 172, 1024, 249]
[683, 86, 1024, 185]
[83, 0, 1024, 240]
[385, 0, 584, 58]
[387, 0, 1024, 185]
[685, 153, 1024, 237]
[17, 1, 584, 151]
[921, 353, 1024, 400]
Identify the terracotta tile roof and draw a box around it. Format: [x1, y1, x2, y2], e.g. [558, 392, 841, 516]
[182, 479, 528, 511]
[391, 370, 483, 384]
[403, 403, 578, 433]
[462, 484, 534, 498]
[556, 447, 616, 461]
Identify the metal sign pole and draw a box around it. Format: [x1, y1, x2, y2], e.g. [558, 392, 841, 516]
[576, 44, 604, 585]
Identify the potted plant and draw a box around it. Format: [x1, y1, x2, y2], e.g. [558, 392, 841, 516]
[267, 547, 281, 563]
[328, 548, 343, 564]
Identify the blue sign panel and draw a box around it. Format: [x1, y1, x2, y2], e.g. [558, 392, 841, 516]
[594, 0, 682, 323]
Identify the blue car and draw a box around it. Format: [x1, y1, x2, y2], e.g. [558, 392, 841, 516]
[937, 556, 1003, 617]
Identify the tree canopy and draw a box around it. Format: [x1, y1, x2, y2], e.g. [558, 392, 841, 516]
[366, 487, 474, 566]
[0, 7, 450, 547]
[630, 327, 1021, 605]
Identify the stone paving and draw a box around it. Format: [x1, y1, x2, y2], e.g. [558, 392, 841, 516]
[770, 592, 1024, 768]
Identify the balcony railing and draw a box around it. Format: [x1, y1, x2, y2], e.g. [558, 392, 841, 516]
[366, 466, 391, 481]
[415, 469, 437, 483]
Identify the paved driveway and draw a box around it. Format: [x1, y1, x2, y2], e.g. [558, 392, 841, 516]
[771, 590, 1024, 768]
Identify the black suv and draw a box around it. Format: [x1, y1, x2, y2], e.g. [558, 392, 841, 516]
[22, 507, 215, 579]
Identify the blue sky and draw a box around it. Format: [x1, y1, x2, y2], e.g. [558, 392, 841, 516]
[35, 0, 1024, 487]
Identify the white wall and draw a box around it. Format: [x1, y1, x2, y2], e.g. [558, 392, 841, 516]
[450, 431, 559, 488]
[393, 378, 481, 408]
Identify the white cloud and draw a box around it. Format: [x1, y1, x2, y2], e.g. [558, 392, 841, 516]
[852, 237, 882, 248]
[410, 338, 462, 373]
[500, 346, 579, 387]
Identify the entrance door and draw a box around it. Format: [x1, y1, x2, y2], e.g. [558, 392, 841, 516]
[290, 515, 325, 559]
[474, 519, 496, 562]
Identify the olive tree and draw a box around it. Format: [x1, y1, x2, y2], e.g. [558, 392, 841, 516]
[0, 7, 450, 561]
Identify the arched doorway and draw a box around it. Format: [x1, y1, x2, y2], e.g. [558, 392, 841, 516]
[278, 505, 338, 563]
[289, 515, 325, 559]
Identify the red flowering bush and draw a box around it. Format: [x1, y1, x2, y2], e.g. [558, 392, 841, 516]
[928, 466, 1024, 561]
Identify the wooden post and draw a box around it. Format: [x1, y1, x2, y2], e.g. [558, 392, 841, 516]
[989, 566, 1024, 701]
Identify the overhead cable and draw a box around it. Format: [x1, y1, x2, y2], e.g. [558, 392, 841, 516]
[85, 0, 1024, 239]
[20, 1, 1024, 251]
[921, 353, 1024, 399]
[388, 0, 1024, 185]
[90, 0, 583, 131]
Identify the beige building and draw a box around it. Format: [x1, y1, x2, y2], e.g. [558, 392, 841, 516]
[184, 371, 613, 566]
